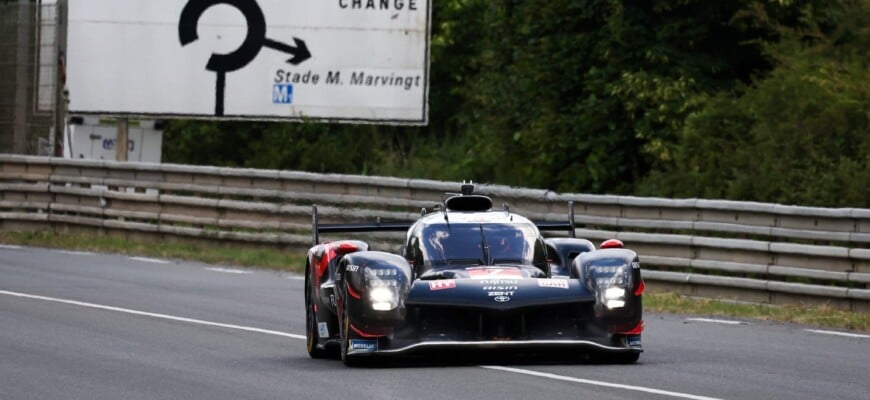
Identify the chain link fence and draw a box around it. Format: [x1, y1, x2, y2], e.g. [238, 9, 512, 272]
[0, 0, 64, 156]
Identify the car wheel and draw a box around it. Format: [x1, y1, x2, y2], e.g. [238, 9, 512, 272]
[305, 267, 328, 359]
[339, 284, 363, 366]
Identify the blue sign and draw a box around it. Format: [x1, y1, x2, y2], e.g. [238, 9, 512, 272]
[272, 84, 293, 104]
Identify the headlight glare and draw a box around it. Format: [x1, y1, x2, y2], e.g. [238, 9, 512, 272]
[369, 287, 394, 302]
[369, 286, 397, 311]
[605, 287, 625, 300]
[605, 299, 626, 309]
[603, 287, 626, 309]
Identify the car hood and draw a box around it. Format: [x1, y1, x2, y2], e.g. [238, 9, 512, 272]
[405, 266, 594, 309]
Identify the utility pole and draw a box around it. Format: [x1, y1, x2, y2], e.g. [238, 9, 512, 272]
[13, 0, 33, 154]
[116, 117, 128, 161]
[53, 0, 68, 157]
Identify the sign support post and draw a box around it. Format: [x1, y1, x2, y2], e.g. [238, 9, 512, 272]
[116, 117, 128, 162]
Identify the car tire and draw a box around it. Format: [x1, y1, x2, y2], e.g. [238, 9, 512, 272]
[305, 266, 329, 359]
[339, 283, 366, 366]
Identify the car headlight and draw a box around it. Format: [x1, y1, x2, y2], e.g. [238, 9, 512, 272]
[369, 287, 397, 311]
[604, 286, 626, 309]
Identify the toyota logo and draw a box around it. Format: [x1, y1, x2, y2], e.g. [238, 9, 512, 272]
[494, 296, 511, 303]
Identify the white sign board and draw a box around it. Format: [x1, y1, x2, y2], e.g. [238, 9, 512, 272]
[67, 0, 431, 125]
[64, 118, 163, 163]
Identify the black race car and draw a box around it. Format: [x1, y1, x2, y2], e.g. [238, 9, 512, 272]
[304, 184, 644, 365]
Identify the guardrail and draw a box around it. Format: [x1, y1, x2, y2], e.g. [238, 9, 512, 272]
[1, 154, 868, 312]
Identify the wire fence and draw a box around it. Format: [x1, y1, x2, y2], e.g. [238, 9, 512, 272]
[0, 0, 64, 156]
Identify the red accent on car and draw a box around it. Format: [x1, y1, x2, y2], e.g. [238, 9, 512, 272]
[317, 246, 333, 280]
[619, 321, 645, 335]
[600, 239, 624, 249]
[428, 280, 457, 290]
[350, 323, 386, 338]
[336, 242, 359, 253]
[634, 279, 646, 296]
[315, 242, 359, 288]
[347, 283, 362, 300]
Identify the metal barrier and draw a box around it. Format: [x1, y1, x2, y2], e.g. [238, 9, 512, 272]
[1, 154, 868, 311]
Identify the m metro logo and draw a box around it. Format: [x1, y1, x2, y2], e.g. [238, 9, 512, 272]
[272, 84, 293, 104]
[428, 280, 456, 291]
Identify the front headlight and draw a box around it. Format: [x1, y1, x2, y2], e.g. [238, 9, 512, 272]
[603, 286, 626, 309]
[369, 287, 397, 311]
[605, 287, 625, 300]
[369, 287, 394, 302]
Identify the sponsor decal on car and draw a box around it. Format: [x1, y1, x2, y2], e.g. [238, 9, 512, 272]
[493, 296, 511, 303]
[318, 322, 329, 337]
[482, 285, 519, 291]
[468, 268, 524, 279]
[479, 279, 519, 285]
[348, 339, 378, 354]
[537, 279, 569, 289]
[428, 280, 456, 291]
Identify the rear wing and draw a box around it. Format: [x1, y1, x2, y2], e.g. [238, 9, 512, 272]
[532, 200, 576, 238]
[311, 201, 576, 245]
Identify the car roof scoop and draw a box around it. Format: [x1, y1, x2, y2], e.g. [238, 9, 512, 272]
[445, 195, 493, 211]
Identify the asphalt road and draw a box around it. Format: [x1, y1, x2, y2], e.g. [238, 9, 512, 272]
[1, 245, 867, 400]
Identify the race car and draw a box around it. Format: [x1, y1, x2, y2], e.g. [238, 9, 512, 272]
[304, 184, 644, 365]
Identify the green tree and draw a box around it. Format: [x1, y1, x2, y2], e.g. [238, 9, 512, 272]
[463, 0, 774, 193]
[639, 0, 870, 207]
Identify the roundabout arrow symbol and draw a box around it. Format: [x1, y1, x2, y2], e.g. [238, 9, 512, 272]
[263, 38, 311, 66]
[178, 0, 312, 116]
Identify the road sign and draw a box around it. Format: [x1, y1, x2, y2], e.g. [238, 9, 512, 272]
[67, 0, 431, 125]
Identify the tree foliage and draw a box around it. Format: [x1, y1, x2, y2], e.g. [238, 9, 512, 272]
[638, 0, 870, 207]
[163, 0, 870, 207]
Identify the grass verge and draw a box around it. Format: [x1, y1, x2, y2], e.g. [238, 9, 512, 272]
[646, 291, 869, 332]
[0, 231, 306, 272]
[1, 231, 867, 332]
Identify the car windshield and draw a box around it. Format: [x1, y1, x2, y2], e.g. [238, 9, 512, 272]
[420, 222, 539, 267]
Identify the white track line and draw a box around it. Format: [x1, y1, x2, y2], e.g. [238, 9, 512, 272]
[0, 244, 24, 250]
[685, 318, 746, 325]
[805, 329, 870, 339]
[129, 256, 171, 264]
[205, 267, 252, 274]
[0, 289, 304, 340]
[482, 366, 723, 400]
[0, 289, 723, 400]
[56, 250, 93, 256]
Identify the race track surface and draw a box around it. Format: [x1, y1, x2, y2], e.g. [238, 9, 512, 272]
[1, 246, 867, 400]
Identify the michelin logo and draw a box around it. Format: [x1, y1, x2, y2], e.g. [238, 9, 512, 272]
[349, 339, 378, 354]
[272, 84, 293, 104]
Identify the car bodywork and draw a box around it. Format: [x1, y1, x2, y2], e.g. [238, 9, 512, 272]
[304, 185, 644, 365]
